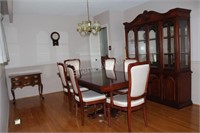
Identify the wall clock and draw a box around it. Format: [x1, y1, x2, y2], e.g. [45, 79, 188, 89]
[51, 32, 60, 46]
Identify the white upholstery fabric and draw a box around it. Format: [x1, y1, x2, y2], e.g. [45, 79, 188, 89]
[57, 64, 67, 86]
[106, 94, 144, 107]
[64, 86, 88, 93]
[75, 90, 106, 102]
[105, 70, 116, 79]
[117, 59, 137, 93]
[130, 64, 149, 97]
[63, 87, 72, 93]
[65, 60, 80, 77]
[105, 59, 115, 70]
[67, 66, 79, 94]
[117, 88, 128, 93]
[124, 59, 137, 72]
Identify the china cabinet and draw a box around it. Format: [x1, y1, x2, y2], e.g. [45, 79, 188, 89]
[124, 8, 192, 108]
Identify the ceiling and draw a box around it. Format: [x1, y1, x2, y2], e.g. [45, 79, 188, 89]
[13, 0, 149, 17]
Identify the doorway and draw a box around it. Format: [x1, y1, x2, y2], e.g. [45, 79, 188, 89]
[99, 27, 109, 67]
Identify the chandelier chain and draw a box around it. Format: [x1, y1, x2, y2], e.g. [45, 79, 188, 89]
[76, 0, 101, 36]
[87, 0, 90, 21]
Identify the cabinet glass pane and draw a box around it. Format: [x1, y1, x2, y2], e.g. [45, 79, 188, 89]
[163, 21, 175, 69]
[149, 24, 159, 67]
[127, 30, 135, 58]
[179, 20, 189, 68]
[138, 26, 147, 62]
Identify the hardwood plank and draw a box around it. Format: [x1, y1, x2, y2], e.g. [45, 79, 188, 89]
[8, 92, 200, 132]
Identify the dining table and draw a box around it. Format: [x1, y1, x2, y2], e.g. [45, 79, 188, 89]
[78, 68, 128, 93]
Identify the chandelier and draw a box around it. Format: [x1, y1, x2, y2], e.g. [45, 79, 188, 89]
[76, 0, 101, 36]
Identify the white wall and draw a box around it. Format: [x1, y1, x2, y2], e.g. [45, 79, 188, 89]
[3, 14, 91, 69]
[123, 0, 200, 105]
[0, 64, 9, 132]
[3, 14, 92, 100]
[109, 11, 125, 71]
[94, 10, 125, 71]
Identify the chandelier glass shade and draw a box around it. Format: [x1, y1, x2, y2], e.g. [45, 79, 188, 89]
[76, 0, 101, 36]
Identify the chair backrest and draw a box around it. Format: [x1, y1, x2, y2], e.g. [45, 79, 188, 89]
[124, 58, 137, 73]
[67, 65, 82, 97]
[128, 62, 150, 98]
[105, 70, 116, 80]
[64, 59, 81, 77]
[104, 58, 116, 70]
[57, 63, 68, 87]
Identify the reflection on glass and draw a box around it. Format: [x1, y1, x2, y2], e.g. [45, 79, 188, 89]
[124, 72, 128, 81]
[105, 70, 116, 80]
[163, 21, 175, 68]
[179, 20, 189, 68]
[138, 26, 147, 62]
[127, 30, 135, 58]
[149, 24, 159, 67]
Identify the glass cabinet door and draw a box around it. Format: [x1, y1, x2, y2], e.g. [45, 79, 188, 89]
[149, 24, 159, 68]
[138, 26, 147, 62]
[179, 20, 189, 69]
[163, 21, 175, 69]
[127, 30, 135, 58]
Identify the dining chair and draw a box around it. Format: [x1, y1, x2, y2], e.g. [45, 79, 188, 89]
[64, 59, 81, 78]
[67, 65, 107, 126]
[124, 58, 137, 73]
[118, 58, 137, 93]
[105, 70, 116, 80]
[106, 61, 150, 132]
[104, 57, 116, 70]
[57, 62, 88, 111]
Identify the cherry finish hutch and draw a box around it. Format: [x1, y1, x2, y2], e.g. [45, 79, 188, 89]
[124, 8, 192, 108]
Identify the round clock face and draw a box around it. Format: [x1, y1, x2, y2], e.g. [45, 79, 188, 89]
[51, 32, 60, 40]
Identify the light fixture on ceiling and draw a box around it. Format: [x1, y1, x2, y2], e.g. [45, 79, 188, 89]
[76, 0, 101, 36]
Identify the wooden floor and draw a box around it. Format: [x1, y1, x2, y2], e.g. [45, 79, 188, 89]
[9, 92, 200, 132]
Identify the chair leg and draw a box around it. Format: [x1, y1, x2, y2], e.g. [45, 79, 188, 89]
[103, 102, 106, 120]
[107, 104, 111, 126]
[94, 104, 97, 116]
[80, 104, 84, 126]
[143, 104, 148, 127]
[75, 103, 78, 117]
[127, 109, 131, 132]
[67, 92, 72, 112]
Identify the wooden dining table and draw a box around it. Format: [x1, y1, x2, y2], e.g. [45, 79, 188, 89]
[78, 68, 129, 93]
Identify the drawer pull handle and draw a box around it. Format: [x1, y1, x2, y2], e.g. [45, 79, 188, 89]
[34, 75, 38, 78]
[24, 77, 29, 79]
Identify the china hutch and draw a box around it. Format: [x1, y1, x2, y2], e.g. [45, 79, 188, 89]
[124, 8, 192, 108]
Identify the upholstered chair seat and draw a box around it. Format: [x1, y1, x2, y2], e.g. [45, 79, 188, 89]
[75, 90, 106, 102]
[64, 86, 88, 93]
[106, 94, 144, 107]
